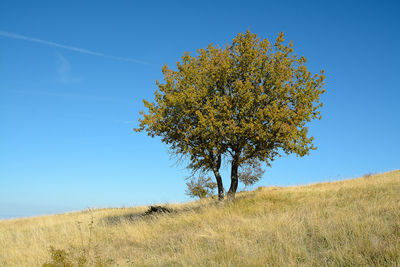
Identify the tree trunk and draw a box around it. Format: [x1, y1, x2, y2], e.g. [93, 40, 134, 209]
[212, 169, 224, 201]
[227, 156, 239, 200]
[211, 153, 224, 201]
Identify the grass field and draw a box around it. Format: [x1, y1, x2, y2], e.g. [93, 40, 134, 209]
[1, 170, 399, 266]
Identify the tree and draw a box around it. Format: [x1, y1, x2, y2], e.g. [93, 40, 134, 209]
[185, 176, 217, 199]
[135, 30, 325, 200]
[238, 159, 265, 191]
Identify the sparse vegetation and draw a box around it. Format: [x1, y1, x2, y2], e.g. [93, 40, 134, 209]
[363, 172, 375, 178]
[238, 159, 265, 191]
[42, 212, 114, 267]
[185, 176, 217, 199]
[0, 170, 399, 266]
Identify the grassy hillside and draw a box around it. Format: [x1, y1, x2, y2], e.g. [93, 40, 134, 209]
[1, 170, 399, 266]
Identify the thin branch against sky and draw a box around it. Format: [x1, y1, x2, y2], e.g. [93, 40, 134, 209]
[0, 30, 155, 66]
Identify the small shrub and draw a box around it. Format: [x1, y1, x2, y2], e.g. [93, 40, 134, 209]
[42, 246, 73, 267]
[42, 212, 114, 267]
[42, 246, 113, 267]
[144, 205, 172, 215]
[238, 160, 265, 191]
[185, 176, 217, 199]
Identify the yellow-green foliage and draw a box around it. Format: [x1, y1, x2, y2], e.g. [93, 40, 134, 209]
[136, 30, 326, 199]
[1, 170, 399, 266]
[185, 176, 217, 199]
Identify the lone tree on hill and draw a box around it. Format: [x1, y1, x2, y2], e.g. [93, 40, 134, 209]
[135, 31, 325, 200]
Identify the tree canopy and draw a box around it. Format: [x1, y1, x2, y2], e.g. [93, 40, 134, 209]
[135, 30, 325, 200]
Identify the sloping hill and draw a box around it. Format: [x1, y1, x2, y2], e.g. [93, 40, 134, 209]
[1, 170, 399, 266]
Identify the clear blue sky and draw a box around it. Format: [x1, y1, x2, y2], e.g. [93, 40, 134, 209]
[1, 0, 399, 219]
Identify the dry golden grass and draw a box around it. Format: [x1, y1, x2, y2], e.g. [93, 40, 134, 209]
[1, 170, 399, 266]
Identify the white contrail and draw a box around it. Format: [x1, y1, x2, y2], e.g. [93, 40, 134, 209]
[0, 30, 154, 66]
